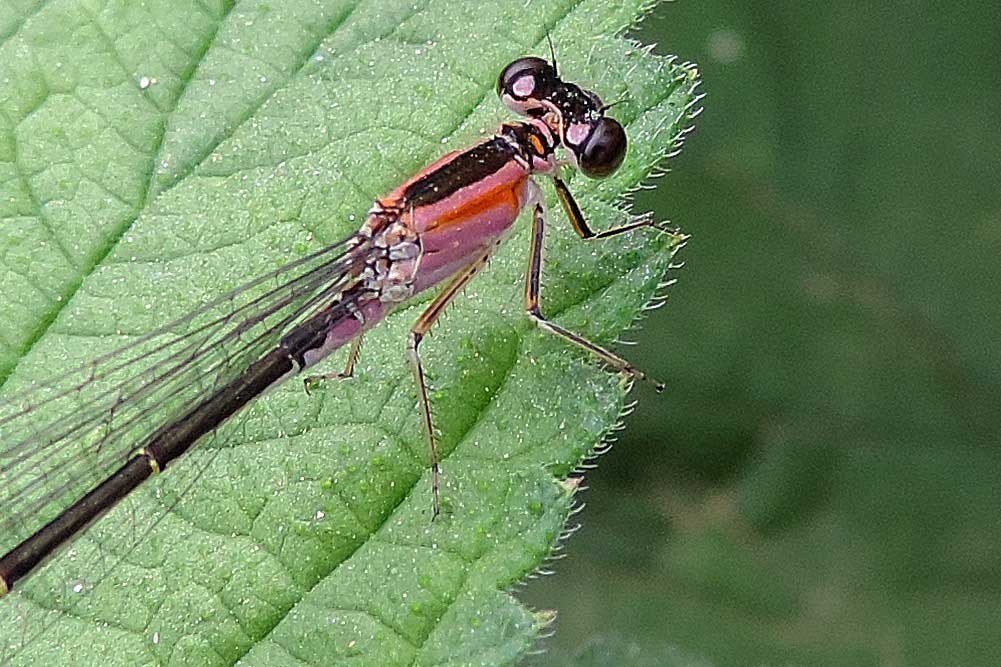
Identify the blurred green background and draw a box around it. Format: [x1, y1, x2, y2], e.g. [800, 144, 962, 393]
[523, 2, 1000, 666]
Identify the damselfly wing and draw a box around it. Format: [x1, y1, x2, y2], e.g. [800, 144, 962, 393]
[0, 46, 702, 666]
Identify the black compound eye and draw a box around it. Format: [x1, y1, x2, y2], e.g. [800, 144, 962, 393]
[578, 117, 627, 178]
[497, 57, 556, 108]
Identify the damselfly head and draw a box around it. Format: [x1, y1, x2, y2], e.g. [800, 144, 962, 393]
[497, 57, 627, 179]
[549, 84, 627, 179]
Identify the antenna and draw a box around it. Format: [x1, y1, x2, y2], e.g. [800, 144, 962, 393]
[546, 31, 559, 77]
[600, 97, 628, 113]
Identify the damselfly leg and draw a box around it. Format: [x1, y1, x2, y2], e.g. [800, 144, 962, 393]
[303, 334, 364, 393]
[337, 335, 364, 380]
[408, 250, 493, 518]
[526, 190, 666, 392]
[553, 174, 669, 240]
[410, 185, 665, 518]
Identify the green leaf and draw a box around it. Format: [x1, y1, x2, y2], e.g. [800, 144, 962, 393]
[0, 1, 700, 665]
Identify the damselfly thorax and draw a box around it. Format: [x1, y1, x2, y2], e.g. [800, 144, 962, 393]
[296, 119, 562, 370]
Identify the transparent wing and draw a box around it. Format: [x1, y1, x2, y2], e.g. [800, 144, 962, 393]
[0, 233, 375, 555]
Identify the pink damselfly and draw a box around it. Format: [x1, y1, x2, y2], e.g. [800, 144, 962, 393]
[0, 54, 672, 597]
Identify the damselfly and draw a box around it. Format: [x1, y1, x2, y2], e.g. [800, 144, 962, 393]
[0, 53, 676, 598]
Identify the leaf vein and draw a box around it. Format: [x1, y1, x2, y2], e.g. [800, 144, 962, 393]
[0, 0, 50, 48]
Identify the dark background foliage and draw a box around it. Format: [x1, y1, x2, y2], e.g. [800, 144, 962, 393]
[524, 2, 1000, 665]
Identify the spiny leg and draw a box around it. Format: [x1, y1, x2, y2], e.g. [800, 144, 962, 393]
[553, 174, 667, 240]
[303, 335, 364, 394]
[339, 334, 363, 378]
[525, 202, 665, 391]
[408, 251, 492, 518]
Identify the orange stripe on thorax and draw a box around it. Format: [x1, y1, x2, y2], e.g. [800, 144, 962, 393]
[424, 176, 527, 232]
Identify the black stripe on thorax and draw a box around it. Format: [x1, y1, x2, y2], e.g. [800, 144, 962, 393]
[401, 136, 517, 207]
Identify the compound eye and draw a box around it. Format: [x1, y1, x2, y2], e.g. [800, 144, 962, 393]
[577, 117, 627, 178]
[497, 57, 556, 114]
